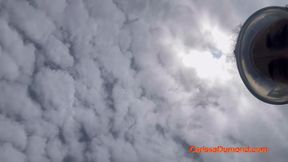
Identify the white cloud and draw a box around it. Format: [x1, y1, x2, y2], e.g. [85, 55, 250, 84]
[0, 0, 287, 162]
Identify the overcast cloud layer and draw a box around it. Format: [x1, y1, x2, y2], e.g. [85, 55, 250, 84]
[0, 0, 288, 162]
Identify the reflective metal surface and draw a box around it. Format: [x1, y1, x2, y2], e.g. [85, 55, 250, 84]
[235, 6, 288, 104]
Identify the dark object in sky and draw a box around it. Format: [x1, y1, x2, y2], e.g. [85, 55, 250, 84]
[235, 6, 288, 104]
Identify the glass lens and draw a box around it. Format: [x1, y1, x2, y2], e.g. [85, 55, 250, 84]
[253, 19, 288, 84]
[236, 7, 288, 104]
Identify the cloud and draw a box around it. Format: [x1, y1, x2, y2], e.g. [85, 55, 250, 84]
[0, 0, 288, 162]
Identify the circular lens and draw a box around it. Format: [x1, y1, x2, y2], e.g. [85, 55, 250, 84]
[235, 6, 288, 104]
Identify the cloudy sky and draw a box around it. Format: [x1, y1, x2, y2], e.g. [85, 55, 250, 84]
[0, 0, 288, 162]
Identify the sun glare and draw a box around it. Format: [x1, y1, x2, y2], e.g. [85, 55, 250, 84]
[178, 18, 234, 82]
[181, 49, 231, 81]
[201, 19, 233, 54]
[162, 16, 234, 82]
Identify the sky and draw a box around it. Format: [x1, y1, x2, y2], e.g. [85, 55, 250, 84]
[0, 0, 288, 162]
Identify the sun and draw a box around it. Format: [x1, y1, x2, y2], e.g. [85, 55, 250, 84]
[181, 49, 231, 81]
[175, 18, 234, 82]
